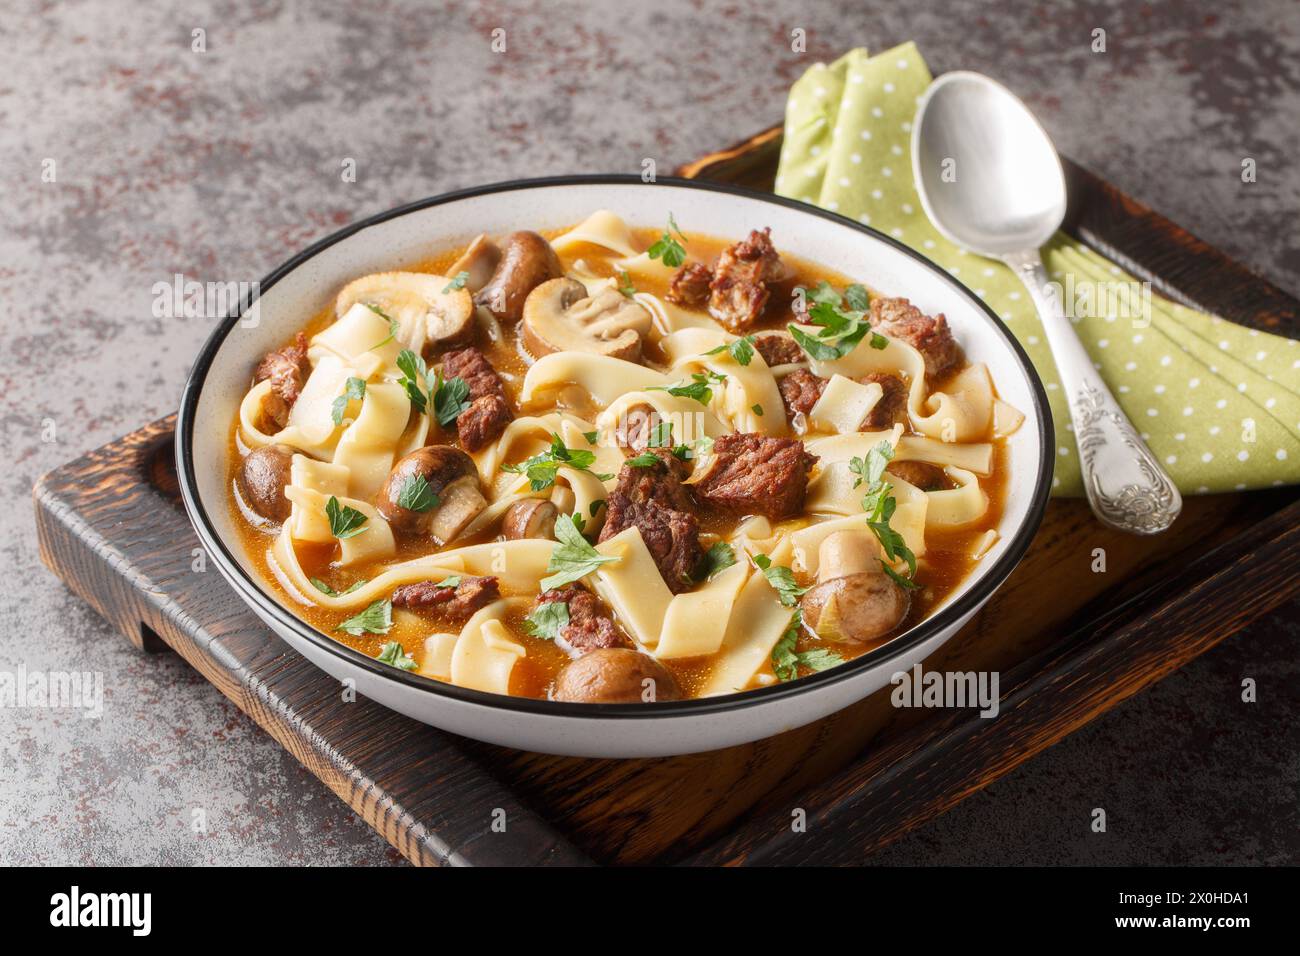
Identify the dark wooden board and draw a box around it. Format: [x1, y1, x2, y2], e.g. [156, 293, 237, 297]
[34, 128, 1300, 866]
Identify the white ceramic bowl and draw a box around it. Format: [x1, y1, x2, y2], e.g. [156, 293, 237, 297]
[177, 176, 1053, 758]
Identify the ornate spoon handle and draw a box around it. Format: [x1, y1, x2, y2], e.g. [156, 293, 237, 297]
[1003, 248, 1182, 534]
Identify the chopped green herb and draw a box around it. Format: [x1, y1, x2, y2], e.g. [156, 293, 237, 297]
[310, 577, 366, 597]
[364, 303, 400, 349]
[502, 433, 605, 491]
[375, 639, 416, 670]
[396, 349, 429, 414]
[337, 599, 392, 636]
[616, 269, 637, 298]
[330, 376, 367, 426]
[432, 373, 471, 427]
[442, 271, 470, 293]
[703, 335, 756, 367]
[589, 499, 605, 516]
[772, 609, 845, 681]
[844, 283, 871, 312]
[751, 403, 764, 417]
[582, 430, 599, 445]
[325, 496, 368, 539]
[396, 474, 439, 513]
[752, 553, 810, 607]
[646, 212, 688, 268]
[648, 370, 727, 406]
[435, 575, 461, 589]
[523, 601, 569, 641]
[696, 541, 737, 581]
[539, 514, 618, 591]
[625, 452, 661, 468]
[851, 440, 920, 587]
[788, 284, 886, 361]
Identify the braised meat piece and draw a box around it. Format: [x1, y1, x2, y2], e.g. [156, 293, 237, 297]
[778, 369, 827, 420]
[754, 332, 804, 368]
[536, 584, 630, 656]
[708, 227, 784, 333]
[440, 346, 513, 451]
[254, 332, 311, 430]
[666, 262, 713, 309]
[868, 297, 961, 378]
[887, 460, 950, 492]
[692, 433, 817, 520]
[391, 575, 500, 621]
[598, 454, 701, 593]
[860, 372, 909, 429]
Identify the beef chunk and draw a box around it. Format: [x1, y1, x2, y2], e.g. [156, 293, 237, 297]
[441, 347, 513, 451]
[887, 460, 950, 492]
[666, 262, 713, 309]
[778, 369, 827, 420]
[391, 575, 500, 621]
[692, 433, 817, 520]
[754, 332, 804, 368]
[254, 332, 311, 430]
[868, 297, 961, 378]
[708, 227, 784, 333]
[860, 372, 908, 429]
[598, 455, 701, 593]
[536, 584, 630, 656]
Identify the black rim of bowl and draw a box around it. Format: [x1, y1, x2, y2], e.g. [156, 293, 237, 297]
[176, 174, 1055, 720]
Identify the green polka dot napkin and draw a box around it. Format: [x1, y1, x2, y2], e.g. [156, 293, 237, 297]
[775, 43, 1300, 496]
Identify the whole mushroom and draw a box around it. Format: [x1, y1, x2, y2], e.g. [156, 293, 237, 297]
[377, 446, 487, 544]
[800, 530, 910, 643]
[521, 278, 652, 363]
[334, 271, 476, 352]
[238, 444, 296, 522]
[501, 499, 559, 540]
[475, 231, 563, 323]
[551, 648, 682, 704]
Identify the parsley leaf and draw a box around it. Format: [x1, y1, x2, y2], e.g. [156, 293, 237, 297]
[852, 440, 921, 587]
[375, 639, 416, 670]
[788, 283, 887, 361]
[696, 541, 737, 581]
[364, 303, 400, 349]
[625, 452, 662, 468]
[442, 271, 470, 293]
[502, 433, 603, 491]
[435, 575, 461, 589]
[582, 430, 599, 445]
[396, 474, 439, 513]
[432, 372, 471, 427]
[524, 601, 569, 641]
[337, 599, 392, 636]
[331, 376, 367, 426]
[646, 212, 688, 268]
[648, 371, 727, 406]
[539, 514, 618, 590]
[844, 283, 871, 312]
[752, 554, 810, 607]
[325, 496, 368, 539]
[703, 335, 756, 367]
[771, 609, 844, 681]
[310, 577, 366, 597]
[616, 269, 637, 298]
[396, 349, 429, 414]
[751, 403, 764, 416]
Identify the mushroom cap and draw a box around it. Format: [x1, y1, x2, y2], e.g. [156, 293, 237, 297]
[800, 572, 910, 644]
[474, 231, 563, 323]
[335, 271, 475, 351]
[238, 444, 295, 522]
[377, 445, 483, 537]
[501, 498, 558, 540]
[521, 277, 652, 362]
[551, 648, 682, 704]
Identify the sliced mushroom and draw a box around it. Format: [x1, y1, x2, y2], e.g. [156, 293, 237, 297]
[502, 499, 558, 540]
[238, 444, 295, 522]
[551, 648, 682, 703]
[799, 530, 909, 644]
[475, 231, 562, 323]
[521, 278, 652, 362]
[377, 446, 487, 544]
[335, 272, 475, 352]
[447, 234, 501, 294]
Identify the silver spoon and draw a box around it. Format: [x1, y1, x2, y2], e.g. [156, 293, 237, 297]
[911, 71, 1181, 535]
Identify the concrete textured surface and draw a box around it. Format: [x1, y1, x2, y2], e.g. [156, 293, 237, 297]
[1, 0, 1297, 865]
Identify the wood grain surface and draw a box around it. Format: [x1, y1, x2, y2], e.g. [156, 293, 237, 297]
[32, 130, 1300, 865]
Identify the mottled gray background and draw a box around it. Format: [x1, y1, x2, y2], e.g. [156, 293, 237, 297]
[1, 0, 1296, 865]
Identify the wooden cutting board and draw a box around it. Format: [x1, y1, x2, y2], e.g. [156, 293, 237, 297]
[34, 128, 1300, 866]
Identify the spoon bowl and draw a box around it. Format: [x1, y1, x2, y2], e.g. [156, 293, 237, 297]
[913, 71, 1066, 255]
